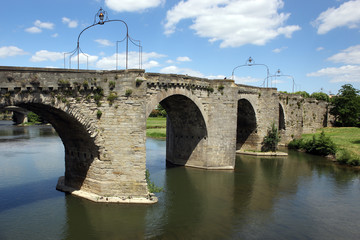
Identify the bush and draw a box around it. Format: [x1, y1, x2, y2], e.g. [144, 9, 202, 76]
[287, 138, 303, 149]
[27, 112, 41, 123]
[261, 123, 280, 152]
[288, 131, 336, 156]
[145, 169, 163, 193]
[336, 149, 360, 166]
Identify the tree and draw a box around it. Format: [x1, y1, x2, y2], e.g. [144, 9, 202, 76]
[294, 91, 310, 98]
[330, 84, 360, 127]
[261, 122, 280, 152]
[310, 92, 330, 102]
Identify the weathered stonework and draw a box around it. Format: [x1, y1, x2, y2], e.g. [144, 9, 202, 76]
[0, 66, 329, 203]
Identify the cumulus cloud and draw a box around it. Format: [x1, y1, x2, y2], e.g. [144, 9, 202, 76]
[177, 56, 191, 62]
[26, 20, 54, 33]
[0, 46, 28, 58]
[233, 76, 263, 85]
[96, 51, 165, 70]
[327, 44, 360, 64]
[307, 65, 360, 83]
[272, 46, 288, 53]
[95, 39, 114, 47]
[62, 17, 78, 28]
[308, 44, 360, 83]
[105, 0, 164, 12]
[159, 65, 204, 77]
[164, 0, 300, 48]
[313, 0, 360, 34]
[30, 50, 64, 62]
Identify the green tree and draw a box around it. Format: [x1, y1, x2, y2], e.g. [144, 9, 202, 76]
[261, 122, 280, 152]
[294, 91, 310, 98]
[330, 84, 360, 127]
[310, 92, 330, 102]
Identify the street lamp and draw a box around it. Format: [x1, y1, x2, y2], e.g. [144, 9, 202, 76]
[268, 69, 295, 93]
[64, 7, 142, 70]
[231, 57, 270, 87]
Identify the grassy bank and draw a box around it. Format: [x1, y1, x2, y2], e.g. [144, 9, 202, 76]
[146, 117, 166, 139]
[301, 127, 360, 165]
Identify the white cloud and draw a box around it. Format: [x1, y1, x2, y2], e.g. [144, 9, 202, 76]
[25, 26, 42, 33]
[34, 20, 54, 30]
[177, 56, 191, 62]
[52, 33, 59, 38]
[164, 0, 300, 48]
[327, 44, 360, 64]
[30, 50, 64, 62]
[105, 0, 164, 12]
[96, 51, 165, 70]
[159, 65, 204, 77]
[0, 46, 28, 58]
[272, 46, 288, 53]
[313, 0, 360, 34]
[62, 17, 78, 28]
[71, 53, 99, 65]
[307, 65, 360, 83]
[95, 39, 114, 47]
[25, 20, 54, 33]
[316, 47, 324, 51]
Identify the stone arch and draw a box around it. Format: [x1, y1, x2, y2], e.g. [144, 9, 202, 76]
[236, 98, 258, 150]
[146, 90, 208, 167]
[146, 88, 208, 128]
[1, 97, 100, 192]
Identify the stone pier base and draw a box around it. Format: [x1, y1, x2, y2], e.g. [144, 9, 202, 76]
[56, 176, 158, 204]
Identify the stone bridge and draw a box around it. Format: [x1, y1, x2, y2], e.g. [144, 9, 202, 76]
[0, 66, 329, 203]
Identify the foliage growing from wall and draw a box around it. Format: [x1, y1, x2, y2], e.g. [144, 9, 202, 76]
[107, 92, 118, 105]
[125, 89, 132, 97]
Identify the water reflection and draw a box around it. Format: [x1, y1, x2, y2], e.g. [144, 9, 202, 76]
[0, 124, 360, 239]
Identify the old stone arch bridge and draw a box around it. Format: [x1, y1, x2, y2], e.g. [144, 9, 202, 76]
[0, 66, 329, 203]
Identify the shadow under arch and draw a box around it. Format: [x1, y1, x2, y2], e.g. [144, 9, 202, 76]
[148, 94, 208, 167]
[236, 99, 257, 150]
[279, 103, 286, 131]
[15, 102, 99, 191]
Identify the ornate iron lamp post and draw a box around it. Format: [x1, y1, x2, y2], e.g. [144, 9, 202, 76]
[64, 7, 142, 70]
[269, 69, 296, 93]
[231, 57, 270, 87]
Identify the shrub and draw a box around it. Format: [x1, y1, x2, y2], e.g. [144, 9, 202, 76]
[96, 110, 102, 119]
[125, 89, 132, 97]
[288, 138, 303, 149]
[107, 92, 118, 105]
[145, 169, 163, 193]
[261, 123, 280, 152]
[288, 131, 336, 156]
[109, 81, 116, 89]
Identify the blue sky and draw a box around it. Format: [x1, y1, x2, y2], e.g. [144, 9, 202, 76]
[1, 0, 360, 94]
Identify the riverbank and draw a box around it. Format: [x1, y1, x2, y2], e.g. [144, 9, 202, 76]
[147, 117, 166, 139]
[298, 127, 360, 166]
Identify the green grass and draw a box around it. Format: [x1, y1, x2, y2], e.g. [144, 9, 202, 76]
[146, 117, 166, 138]
[302, 127, 360, 157]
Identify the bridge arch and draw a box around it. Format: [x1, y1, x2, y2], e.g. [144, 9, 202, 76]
[146, 90, 208, 167]
[236, 98, 258, 150]
[0, 97, 100, 193]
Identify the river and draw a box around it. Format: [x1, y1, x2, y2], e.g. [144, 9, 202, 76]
[0, 122, 359, 239]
